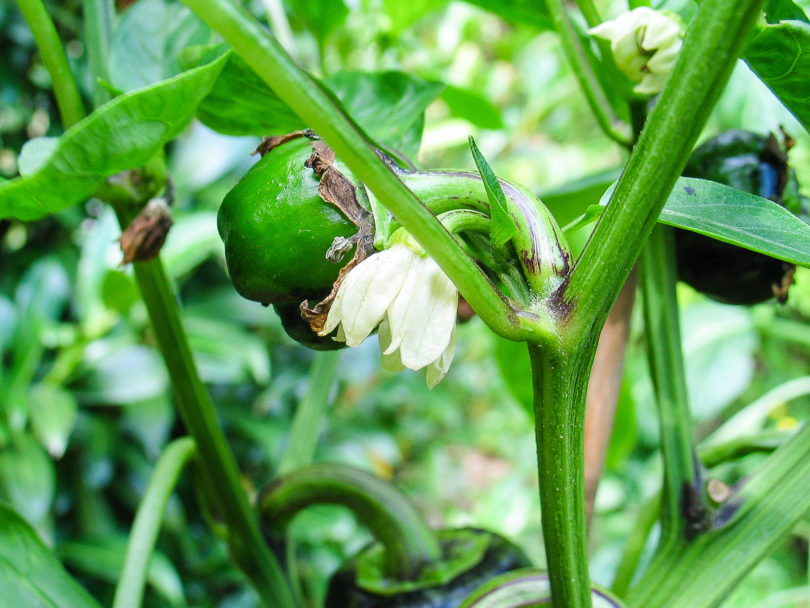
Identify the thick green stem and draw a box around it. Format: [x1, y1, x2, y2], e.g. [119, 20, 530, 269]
[258, 464, 442, 579]
[546, 0, 631, 146]
[15, 0, 86, 127]
[565, 0, 766, 342]
[639, 226, 697, 545]
[81, 0, 114, 107]
[278, 351, 339, 475]
[131, 258, 297, 608]
[179, 0, 548, 343]
[529, 340, 596, 608]
[113, 437, 196, 608]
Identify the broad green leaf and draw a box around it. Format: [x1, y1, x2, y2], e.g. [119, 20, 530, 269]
[325, 70, 444, 159]
[598, 177, 810, 266]
[469, 137, 517, 248]
[0, 504, 101, 608]
[383, 0, 448, 32]
[28, 384, 78, 459]
[110, 0, 211, 91]
[180, 46, 305, 136]
[187, 49, 443, 158]
[461, 0, 552, 30]
[440, 85, 503, 130]
[17, 137, 58, 175]
[0, 52, 228, 220]
[289, 0, 348, 45]
[764, 0, 809, 23]
[744, 20, 810, 133]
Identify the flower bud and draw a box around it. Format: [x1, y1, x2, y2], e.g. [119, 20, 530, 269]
[589, 7, 684, 95]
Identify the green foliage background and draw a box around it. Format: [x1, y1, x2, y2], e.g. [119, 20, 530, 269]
[1, 0, 810, 606]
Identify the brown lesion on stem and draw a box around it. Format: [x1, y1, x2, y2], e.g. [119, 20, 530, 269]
[300, 141, 376, 334]
[584, 268, 637, 525]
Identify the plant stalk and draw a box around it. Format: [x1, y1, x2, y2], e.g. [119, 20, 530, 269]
[131, 258, 297, 608]
[529, 340, 597, 608]
[278, 350, 339, 475]
[639, 226, 697, 545]
[546, 0, 631, 145]
[15, 0, 86, 127]
[113, 437, 196, 608]
[258, 463, 442, 578]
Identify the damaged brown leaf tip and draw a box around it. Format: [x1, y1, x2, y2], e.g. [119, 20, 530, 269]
[119, 199, 173, 265]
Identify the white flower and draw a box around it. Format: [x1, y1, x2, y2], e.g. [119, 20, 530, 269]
[319, 241, 458, 388]
[589, 7, 684, 95]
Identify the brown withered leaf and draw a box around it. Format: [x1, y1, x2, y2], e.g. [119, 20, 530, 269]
[299, 141, 376, 333]
[119, 199, 173, 265]
[254, 129, 317, 156]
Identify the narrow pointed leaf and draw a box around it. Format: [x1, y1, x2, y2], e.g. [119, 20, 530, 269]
[468, 137, 517, 248]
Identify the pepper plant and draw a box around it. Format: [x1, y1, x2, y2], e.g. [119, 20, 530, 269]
[2, 0, 810, 607]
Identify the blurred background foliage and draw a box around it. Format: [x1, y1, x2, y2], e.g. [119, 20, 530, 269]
[1, 0, 810, 606]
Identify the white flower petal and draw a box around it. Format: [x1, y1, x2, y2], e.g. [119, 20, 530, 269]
[426, 326, 456, 389]
[386, 256, 457, 370]
[320, 245, 413, 345]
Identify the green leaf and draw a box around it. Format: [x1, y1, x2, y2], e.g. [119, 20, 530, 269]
[110, 0, 211, 91]
[17, 137, 58, 176]
[599, 177, 810, 266]
[744, 20, 810, 133]
[383, 0, 448, 32]
[188, 50, 443, 158]
[0, 434, 55, 527]
[493, 335, 532, 417]
[28, 384, 78, 459]
[325, 70, 444, 159]
[460, 0, 552, 30]
[57, 538, 185, 607]
[0, 52, 228, 220]
[468, 137, 517, 248]
[74, 343, 169, 405]
[181, 46, 305, 136]
[289, 0, 348, 45]
[540, 167, 622, 227]
[0, 504, 101, 607]
[764, 0, 809, 23]
[440, 85, 504, 130]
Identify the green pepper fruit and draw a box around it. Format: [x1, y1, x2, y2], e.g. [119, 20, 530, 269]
[218, 138, 358, 306]
[325, 528, 530, 608]
[675, 130, 802, 305]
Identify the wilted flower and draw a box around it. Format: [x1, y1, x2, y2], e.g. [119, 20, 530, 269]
[320, 238, 458, 388]
[589, 7, 684, 95]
